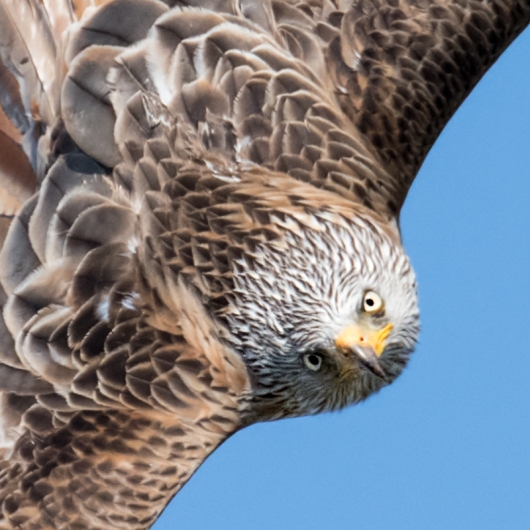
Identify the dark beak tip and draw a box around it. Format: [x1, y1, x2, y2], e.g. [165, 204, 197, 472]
[371, 364, 389, 382]
[350, 345, 388, 382]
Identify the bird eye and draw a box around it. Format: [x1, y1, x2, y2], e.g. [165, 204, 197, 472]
[363, 291, 384, 313]
[303, 353, 322, 371]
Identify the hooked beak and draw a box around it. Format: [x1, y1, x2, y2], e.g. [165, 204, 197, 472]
[347, 344, 388, 381]
[335, 323, 393, 381]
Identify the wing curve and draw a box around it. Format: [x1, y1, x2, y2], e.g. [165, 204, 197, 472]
[3, 1, 529, 223]
[326, 0, 530, 213]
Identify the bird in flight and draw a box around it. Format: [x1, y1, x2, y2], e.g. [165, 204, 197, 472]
[0, 0, 527, 528]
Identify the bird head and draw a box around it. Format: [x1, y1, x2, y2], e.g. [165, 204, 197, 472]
[224, 214, 420, 422]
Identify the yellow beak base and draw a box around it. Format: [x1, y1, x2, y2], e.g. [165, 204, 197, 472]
[335, 323, 393, 357]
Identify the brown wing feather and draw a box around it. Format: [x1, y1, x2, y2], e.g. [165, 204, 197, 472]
[327, 0, 530, 212]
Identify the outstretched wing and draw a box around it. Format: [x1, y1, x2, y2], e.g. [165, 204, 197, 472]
[0, 1, 527, 526]
[326, 0, 530, 213]
[0, 0, 527, 448]
[2, 1, 529, 224]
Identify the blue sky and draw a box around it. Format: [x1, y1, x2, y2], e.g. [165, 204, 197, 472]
[154, 28, 530, 530]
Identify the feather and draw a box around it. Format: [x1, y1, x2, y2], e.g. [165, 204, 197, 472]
[0, 130, 38, 210]
[0, 196, 41, 296]
[0, 1, 57, 125]
[0, 59, 28, 135]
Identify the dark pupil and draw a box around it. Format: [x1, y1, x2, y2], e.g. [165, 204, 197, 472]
[308, 355, 320, 366]
[366, 298, 374, 307]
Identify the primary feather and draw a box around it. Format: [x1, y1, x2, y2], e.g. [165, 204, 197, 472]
[0, 0, 527, 528]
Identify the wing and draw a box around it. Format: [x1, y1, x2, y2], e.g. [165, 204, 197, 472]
[2, 0, 528, 224]
[326, 0, 530, 213]
[0, 0, 528, 526]
[0, 0, 262, 421]
[0, 0, 527, 477]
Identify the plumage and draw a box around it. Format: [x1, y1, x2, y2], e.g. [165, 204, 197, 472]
[0, 0, 527, 528]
